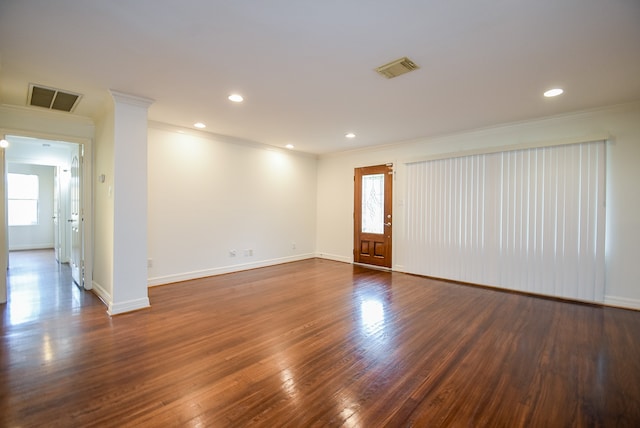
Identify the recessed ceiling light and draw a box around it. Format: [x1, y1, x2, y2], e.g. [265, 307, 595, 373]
[285, 144, 295, 150]
[0, 139, 9, 148]
[345, 133, 356, 139]
[194, 122, 206, 129]
[544, 88, 564, 97]
[228, 94, 244, 103]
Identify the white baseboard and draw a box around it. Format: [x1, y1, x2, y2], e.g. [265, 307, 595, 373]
[108, 297, 151, 316]
[604, 295, 640, 311]
[315, 252, 352, 264]
[92, 280, 151, 315]
[9, 244, 54, 251]
[91, 280, 111, 307]
[148, 253, 316, 287]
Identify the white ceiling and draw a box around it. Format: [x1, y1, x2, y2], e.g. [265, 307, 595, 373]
[5, 135, 75, 167]
[1, 0, 639, 155]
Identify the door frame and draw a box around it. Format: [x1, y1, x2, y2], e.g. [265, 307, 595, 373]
[0, 129, 93, 296]
[354, 163, 393, 268]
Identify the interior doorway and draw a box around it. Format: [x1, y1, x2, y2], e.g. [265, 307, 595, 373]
[3, 135, 85, 291]
[354, 164, 393, 268]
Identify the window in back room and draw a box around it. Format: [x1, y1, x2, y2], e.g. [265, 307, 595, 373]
[8, 173, 39, 226]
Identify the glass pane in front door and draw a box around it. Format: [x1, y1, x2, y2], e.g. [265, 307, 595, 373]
[361, 173, 384, 234]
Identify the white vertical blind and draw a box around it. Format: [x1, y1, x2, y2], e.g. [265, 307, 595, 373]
[405, 141, 605, 302]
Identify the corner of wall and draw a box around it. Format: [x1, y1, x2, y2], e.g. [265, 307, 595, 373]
[91, 280, 111, 309]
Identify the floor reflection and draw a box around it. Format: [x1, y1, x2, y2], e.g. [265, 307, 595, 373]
[360, 299, 385, 335]
[3, 249, 89, 326]
[2, 250, 104, 371]
[352, 268, 395, 355]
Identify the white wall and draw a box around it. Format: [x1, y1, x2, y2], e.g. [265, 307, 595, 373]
[92, 103, 115, 300]
[7, 163, 55, 250]
[147, 124, 318, 285]
[316, 102, 640, 310]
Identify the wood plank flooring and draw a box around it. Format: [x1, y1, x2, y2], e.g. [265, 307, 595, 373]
[2, 250, 640, 427]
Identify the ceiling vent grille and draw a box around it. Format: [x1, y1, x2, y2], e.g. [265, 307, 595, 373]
[28, 84, 82, 113]
[375, 56, 420, 79]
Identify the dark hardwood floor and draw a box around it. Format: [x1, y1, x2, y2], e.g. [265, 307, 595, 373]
[2, 250, 640, 427]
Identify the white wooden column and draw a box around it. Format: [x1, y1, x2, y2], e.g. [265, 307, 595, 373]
[108, 90, 154, 315]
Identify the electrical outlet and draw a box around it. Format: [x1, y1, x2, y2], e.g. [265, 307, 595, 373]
[229, 249, 236, 257]
[147, 259, 153, 268]
[292, 242, 296, 250]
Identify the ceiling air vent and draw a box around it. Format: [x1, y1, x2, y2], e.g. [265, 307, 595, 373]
[28, 84, 82, 113]
[375, 56, 420, 79]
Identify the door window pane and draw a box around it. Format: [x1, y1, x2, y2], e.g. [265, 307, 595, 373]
[362, 174, 384, 234]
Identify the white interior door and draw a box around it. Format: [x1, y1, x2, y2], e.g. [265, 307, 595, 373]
[70, 154, 82, 286]
[53, 167, 61, 262]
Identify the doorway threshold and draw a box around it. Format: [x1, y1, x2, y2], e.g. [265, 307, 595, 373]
[353, 262, 392, 272]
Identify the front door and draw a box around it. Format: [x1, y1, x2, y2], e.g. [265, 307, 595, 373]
[70, 154, 82, 287]
[354, 164, 393, 268]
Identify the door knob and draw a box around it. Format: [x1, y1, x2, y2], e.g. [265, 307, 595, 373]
[384, 222, 392, 226]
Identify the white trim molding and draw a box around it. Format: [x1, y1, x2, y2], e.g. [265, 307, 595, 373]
[315, 252, 352, 264]
[108, 297, 151, 316]
[148, 253, 316, 287]
[8, 244, 55, 251]
[91, 280, 111, 308]
[402, 134, 610, 165]
[109, 90, 155, 108]
[605, 295, 640, 311]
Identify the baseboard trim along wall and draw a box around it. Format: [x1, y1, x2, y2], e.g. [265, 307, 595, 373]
[316, 253, 352, 264]
[393, 264, 407, 273]
[604, 295, 640, 311]
[147, 253, 316, 287]
[91, 280, 111, 307]
[108, 297, 151, 316]
[9, 244, 55, 251]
